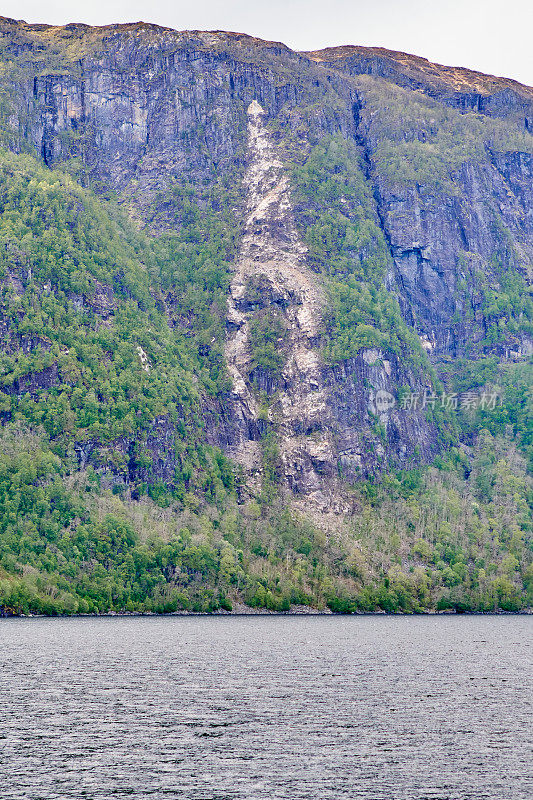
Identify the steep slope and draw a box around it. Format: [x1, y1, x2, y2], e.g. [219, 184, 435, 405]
[224, 99, 327, 496]
[2, 18, 531, 367]
[0, 148, 237, 493]
[349, 75, 533, 359]
[0, 18, 531, 614]
[304, 45, 533, 124]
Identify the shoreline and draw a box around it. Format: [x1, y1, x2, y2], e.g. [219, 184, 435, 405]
[2, 604, 532, 619]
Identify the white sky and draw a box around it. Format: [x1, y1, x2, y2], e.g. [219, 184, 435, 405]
[1, 0, 532, 86]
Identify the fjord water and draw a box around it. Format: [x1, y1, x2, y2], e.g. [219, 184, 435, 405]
[1, 616, 531, 800]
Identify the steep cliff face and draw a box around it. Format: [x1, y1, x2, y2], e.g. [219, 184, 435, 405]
[0, 17, 531, 508]
[0, 20, 354, 218]
[2, 18, 530, 360]
[371, 152, 533, 357]
[220, 99, 437, 508]
[348, 76, 533, 358]
[305, 45, 533, 126]
[0, 19, 532, 615]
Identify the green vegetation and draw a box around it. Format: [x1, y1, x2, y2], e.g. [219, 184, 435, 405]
[355, 75, 533, 191]
[0, 134, 529, 616]
[444, 358, 533, 473]
[249, 307, 287, 377]
[454, 249, 533, 350]
[149, 177, 244, 396]
[0, 32, 530, 616]
[0, 149, 243, 503]
[353, 432, 532, 612]
[292, 136, 430, 368]
[0, 423, 530, 615]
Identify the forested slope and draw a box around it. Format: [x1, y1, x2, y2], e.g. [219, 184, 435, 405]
[0, 18, 531, 614]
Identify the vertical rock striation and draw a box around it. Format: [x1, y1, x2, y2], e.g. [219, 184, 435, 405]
[0, 18, 531, 508]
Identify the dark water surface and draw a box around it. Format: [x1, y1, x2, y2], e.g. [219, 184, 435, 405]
[0, 615, 531, 799]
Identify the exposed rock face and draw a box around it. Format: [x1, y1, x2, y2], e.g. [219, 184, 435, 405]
[0, 21, 353, 219]
[0, 18, 531, 506]
[305, 45, 533, 126]
[2, 18, 530, 361]
[4, 363, 59, 396]
[224, 100, 328, 496]
[364, 148, 533, 357]
[221, 99, 437, 506]
[340, 69, 533, 360]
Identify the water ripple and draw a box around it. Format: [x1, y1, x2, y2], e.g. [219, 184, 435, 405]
[0, 616, 531, 799]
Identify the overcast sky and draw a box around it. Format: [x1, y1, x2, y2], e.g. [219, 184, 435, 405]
[1, 0, 532, 85]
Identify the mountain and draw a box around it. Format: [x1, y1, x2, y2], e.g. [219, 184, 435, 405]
[0, 17, 531, 615]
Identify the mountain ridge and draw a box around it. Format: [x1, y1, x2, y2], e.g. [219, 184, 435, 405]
[305, 45, 533, 96]
[0, 18, 531, 615]
[1, 15, 532, 90]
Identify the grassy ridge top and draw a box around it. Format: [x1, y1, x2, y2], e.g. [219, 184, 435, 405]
[304, 45, 533, 98]
[0, 16, 531, 95]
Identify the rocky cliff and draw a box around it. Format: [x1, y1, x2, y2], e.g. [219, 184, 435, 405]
[0, 17, 531, 614]
[0, 16, 531, 509]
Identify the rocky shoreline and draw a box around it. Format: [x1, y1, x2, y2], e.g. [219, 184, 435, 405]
[2, 605, 532, 618]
